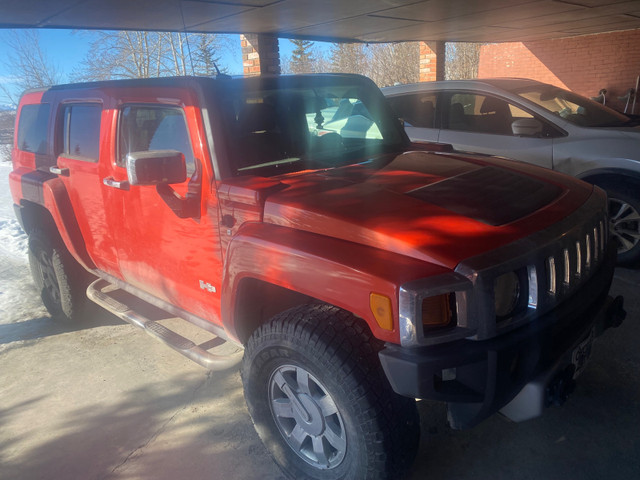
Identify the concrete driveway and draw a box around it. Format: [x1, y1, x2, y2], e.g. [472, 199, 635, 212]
[1, 268, 639, 480]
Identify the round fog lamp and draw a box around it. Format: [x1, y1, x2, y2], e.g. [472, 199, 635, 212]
[494, 272, 520, 318]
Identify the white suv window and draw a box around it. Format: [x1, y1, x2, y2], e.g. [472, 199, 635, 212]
[445, 93, 533, 136]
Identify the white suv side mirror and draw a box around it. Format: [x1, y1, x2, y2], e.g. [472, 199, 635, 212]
[512, 118, 543, 137]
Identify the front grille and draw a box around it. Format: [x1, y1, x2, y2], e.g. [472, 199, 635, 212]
[528, 216, 607, 316]
[399, 189, 610, 347]
[454, 189, 610, 341]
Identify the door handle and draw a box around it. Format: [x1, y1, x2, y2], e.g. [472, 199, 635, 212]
[50, 166, 70, 176]
[103, 177, 130, 190]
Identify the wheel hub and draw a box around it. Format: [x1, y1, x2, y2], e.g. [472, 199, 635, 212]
[293, 393, 325, 436]
[269, 364, 347, 469]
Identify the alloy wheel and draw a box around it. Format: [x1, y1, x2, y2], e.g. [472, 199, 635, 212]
[268, 364, 347, 470]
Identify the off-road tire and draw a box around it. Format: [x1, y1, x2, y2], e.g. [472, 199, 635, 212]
[28, 228, 88, 321]
[602, 184, 640, 266]
[242, 304, 420, 480]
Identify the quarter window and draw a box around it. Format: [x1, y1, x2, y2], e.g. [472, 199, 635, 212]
[118, 106, 195, 176]
[17, 104, 50, 154]
[60, 104, 102, 161]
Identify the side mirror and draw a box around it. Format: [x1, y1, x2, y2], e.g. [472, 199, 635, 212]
[126, 150, 187, 186]
[511, 118, 543, 137]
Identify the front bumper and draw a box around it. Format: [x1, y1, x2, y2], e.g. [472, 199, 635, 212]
[379, 243, 625, 429]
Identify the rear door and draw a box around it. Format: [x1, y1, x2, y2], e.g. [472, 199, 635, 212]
[105, 86, 225, 324]
[386, 92, 440, 142]
[437, 91, 555, 168]
[53, 95, 120, 274]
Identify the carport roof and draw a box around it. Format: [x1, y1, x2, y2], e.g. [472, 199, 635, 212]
[1, 0, 639, 43]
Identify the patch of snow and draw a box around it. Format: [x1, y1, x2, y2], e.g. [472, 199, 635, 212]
[0, 217, 28, 259]
[0, 144, 11, 163]
[0, 162, 49, 325]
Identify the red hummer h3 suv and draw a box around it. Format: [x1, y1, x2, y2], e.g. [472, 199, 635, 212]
[10, 74, 625, 480]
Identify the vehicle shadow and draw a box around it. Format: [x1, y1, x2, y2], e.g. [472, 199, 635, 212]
[0, 367, 286, 480]
[0, 303, 125, 347]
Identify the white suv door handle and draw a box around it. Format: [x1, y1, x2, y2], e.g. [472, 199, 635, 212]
[103, 177, 130, 190]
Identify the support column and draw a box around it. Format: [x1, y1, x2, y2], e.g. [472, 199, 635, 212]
[419, 41, 445, 82]
[241, 33, 281, 76]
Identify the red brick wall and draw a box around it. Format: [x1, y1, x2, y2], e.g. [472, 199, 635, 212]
[419, 42, 445, 82]
[241, 34, 281, 76]
[478, 29, 640, 112]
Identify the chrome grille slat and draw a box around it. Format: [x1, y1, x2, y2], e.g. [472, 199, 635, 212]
[576, 241, 582, 278]
[527, 265, 538, 308]
[547, 256, 556, 295]
[451, 196, 609, 344]
[563, 248, 570, 286]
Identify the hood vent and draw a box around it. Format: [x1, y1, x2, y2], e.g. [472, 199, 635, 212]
[408, 166, 562, 226]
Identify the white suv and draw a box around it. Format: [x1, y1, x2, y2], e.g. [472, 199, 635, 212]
[383, 78, 640, 265]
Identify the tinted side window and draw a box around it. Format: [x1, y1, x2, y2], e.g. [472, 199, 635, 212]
[445, 93, 515, 136]
[118, 106, 195, 176]
[17, 104, 50, 154]
[60, 104, 101, 161]
[387, 93, 437, 128]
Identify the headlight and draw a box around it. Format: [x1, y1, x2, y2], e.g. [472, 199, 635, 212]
[422, 293, 455, 330]
[494, 272, 521, 319]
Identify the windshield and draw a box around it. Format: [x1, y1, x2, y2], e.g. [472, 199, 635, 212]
[216, 77, 407, 177]
[512, 85, 630, 128]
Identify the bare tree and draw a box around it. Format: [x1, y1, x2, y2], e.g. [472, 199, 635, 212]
[445, 42, 481, 80]
[1, 30, 63, 103]
[367, 42, 420, 87]
[72, 31, 228, 81]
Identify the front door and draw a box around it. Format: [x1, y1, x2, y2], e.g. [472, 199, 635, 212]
[438, 92, 555, 169]
[104, 90, 224, 325]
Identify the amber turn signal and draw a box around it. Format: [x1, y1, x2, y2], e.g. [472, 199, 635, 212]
[370, 293, 394, 331]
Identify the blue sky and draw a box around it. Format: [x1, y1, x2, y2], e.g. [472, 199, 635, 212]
[0, 29, 306, 106]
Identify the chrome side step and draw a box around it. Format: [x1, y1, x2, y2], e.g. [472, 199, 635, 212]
[87, 279, 242, 370]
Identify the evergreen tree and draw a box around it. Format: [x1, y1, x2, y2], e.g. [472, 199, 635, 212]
[193, 34, 224, 76]
[330, 42, 369, 75]
[289, 39, 315, 74]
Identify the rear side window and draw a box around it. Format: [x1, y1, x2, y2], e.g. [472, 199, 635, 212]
[387, 93, 437, 128]
[60, 104, 102, 161]
[118, 105, 195, 176]
[17, 104, 50, 154]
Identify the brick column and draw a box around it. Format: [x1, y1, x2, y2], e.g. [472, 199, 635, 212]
[241, 34, 281, 76]
[419, 41, 445, 82]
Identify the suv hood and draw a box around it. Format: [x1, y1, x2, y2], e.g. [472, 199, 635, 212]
[254, 151, 592, 269]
